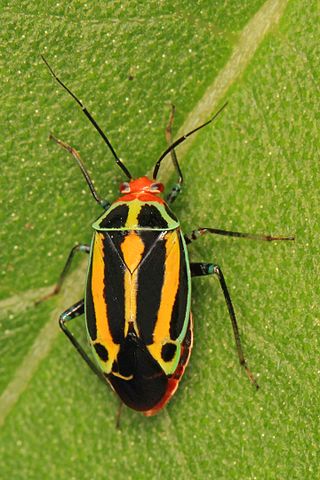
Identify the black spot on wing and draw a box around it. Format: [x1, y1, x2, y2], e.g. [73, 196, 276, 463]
[169, 233, 189, 340]
[161, 343, 177, 362]
[85, 259, 97, 341]
[137, 204, 168, 228]
[99, 204, 129, 228]
[94, 343, 109, 362]
[136, 231, 166, 344]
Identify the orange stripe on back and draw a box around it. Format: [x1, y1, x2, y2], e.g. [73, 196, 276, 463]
[121, 232, 145, 334]
[91, 233, 119, 371]
[148, 230, 180, 373]
[121, 230, 145, 272]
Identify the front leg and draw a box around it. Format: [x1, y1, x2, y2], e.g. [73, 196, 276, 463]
[191, 262, 259, 389]
[164, 104, 183, 205]
[36, 244, 90, 304]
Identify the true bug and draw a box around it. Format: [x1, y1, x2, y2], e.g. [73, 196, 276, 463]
[40, 56, 294, 416]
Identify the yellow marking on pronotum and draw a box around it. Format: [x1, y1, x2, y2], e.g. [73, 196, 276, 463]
[125, 200, 143, 229]
[121, 232, 145, 336]
[122, 200, 180, 230]
[148, 231, 181, 373]
[91, 233, 119, 371]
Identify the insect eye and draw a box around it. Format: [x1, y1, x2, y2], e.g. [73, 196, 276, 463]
[150, 182, 164, 192]
[120, 182, 131, 193]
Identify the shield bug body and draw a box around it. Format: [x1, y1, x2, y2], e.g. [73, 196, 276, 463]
[41, 57, 294, 416]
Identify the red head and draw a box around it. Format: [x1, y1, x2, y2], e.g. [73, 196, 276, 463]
[118, 176, 164, 203]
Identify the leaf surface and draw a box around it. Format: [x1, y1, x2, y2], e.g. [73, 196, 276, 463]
[1, 1, 318, 478]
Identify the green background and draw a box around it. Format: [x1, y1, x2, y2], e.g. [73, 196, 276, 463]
[1, 1, 319, 478]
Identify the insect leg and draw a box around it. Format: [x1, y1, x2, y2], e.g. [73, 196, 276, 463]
[185, 227, 294, 244]
[59, 299, 108, 383]
[36, 244, 90, 304]
[49, 134, 110, 209]
[115, 401, 124, 430]
[191, 262, 259, 389]
[165, 105, 183, 204]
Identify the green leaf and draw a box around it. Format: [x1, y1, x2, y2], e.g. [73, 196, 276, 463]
[1, 0, 318, 478]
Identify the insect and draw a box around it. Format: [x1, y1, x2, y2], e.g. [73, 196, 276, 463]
[40, 56, 294, 416]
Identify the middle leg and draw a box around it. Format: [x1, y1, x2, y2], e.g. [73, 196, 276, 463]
[59, 299, 108, 383]
[185, 227, 294, 244]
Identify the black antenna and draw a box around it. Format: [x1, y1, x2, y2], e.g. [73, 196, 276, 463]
[153, 102, 228, 180]
[41, 55, 132, 180]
